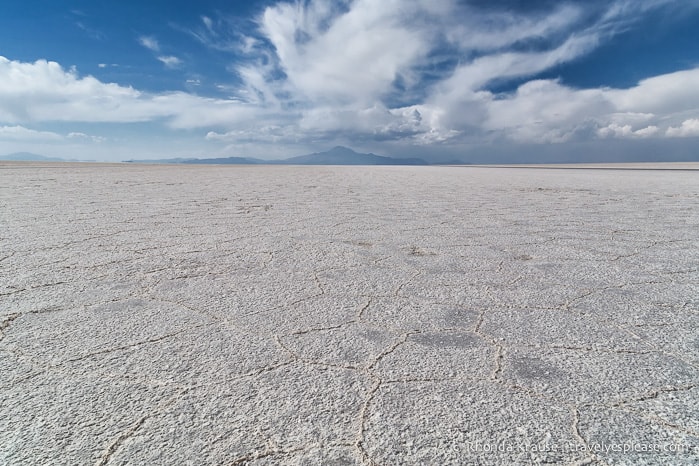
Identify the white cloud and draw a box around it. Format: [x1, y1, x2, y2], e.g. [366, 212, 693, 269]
[608, 68, 699, 114]
[139, 36, 182, 68]
[598, 123, 659, 139]
[174, 15, 243, 53]
[0, 56, 253, 127]
[0, 56, 148, 123]
[634, 125, 660, 137]
[157, 55, 182, 68]
[259, 0, 434, 104]
[201, 16, 215, 35]
[2, 0, 699, 157]
[206, 125, 297, 143]
[251, 0, 679, 110]
[666, 119, 699, 137]
[161, 94, 263, 129]
[67, 132, 106, 143]
[431, 33, 602, 115]
[0, 126, 108, 145]
[607, 112, 656, 125]
[75, 21, 105, 40]
[0, 125, 62, 141]
[482, 79, 608, 143]
[237, 0, 695, 147]
[444, 4, 583, 53]
[429, 65, 699, 145]
[138, 36, 160, 52]
[298, 104, 426, 140]
[478, 70, 699, 144]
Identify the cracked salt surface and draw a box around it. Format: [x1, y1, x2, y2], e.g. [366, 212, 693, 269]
[1, 162, 698, 465]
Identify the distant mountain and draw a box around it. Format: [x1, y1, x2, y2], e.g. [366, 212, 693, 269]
[0, 152, 64, 161]
[277, 146, 428, 165]
[188, 156, 264, 165]
[124, 146, 429, 166]
[124, 157, 199, 164]
[124, 156, 264, 164]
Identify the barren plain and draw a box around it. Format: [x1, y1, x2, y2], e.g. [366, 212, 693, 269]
[1, 162, 698, 465]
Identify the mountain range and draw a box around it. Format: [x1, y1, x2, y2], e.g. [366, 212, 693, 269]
[124, 146, 429, 165]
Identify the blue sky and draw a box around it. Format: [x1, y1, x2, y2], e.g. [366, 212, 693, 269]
[1, 0, 699, 162]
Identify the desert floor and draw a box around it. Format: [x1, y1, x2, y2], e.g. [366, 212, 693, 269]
[1, 163, 698, 465]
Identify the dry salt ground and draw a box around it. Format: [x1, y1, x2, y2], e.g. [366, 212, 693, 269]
[1, 162, 698, 465]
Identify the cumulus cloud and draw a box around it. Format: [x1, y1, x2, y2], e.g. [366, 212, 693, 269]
[0, 56, 149, 123]
[251, 0, 618, 107]
[0, 56, 253, 127]
[666, 119, 699, 137]
[223, 0, 697, 147]
[598, 123, 659, 139]
[259, 0, 434, 104]
[476, 72, 699, 143]
[2, 0, 699, 155]
[248, 0, 685, 106]
[608, 68, 699, 115]
[298, 104, 425, 140]
[67, 132, 106, 143]
[633, 125, 661, 137]
[0, 125, 62, 141]
[479, 79, 608, 143]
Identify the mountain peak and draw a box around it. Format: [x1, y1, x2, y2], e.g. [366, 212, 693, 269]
[281, 146, 428, 165]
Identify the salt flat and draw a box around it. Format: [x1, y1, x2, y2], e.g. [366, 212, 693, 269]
[1, 162, 698, 465]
